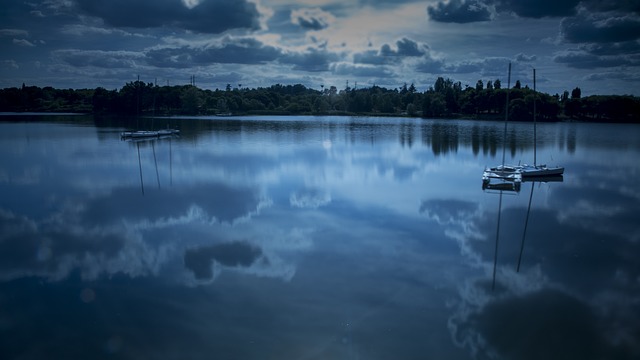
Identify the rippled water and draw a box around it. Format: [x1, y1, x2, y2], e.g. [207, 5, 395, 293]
[1, 115, 639, 359]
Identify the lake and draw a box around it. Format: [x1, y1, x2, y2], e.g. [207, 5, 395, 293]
[1, 114, 639, 360]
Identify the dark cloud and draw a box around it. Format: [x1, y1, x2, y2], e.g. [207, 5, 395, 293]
[427, 0, 492, 23]
[184, 241, 263, 279]
[415, 56, 511, 75]
[585, 71, 640, 81]
[0, 209, 127, 281]
[553, 51, 639, 69]
[290, 8, 335, 31]
[74, 0, 261, 34]
[381, 38, 426, 57]
[494, 0, 580, 18]
[553, 6, 640, 73]
[415, 57, 445, 73]
[280, 47, 340, 72]
[331, 63, 395, 78]
[81, 183, 263, 226]
[354, 38, 426, 65]
[353, 50, 387, 65]
[54, 49, 142, 68]
[579, 41, 640, 56]
[146, 38, 282, 68]
[583, 0, 640, 13]
[456, 288, 615, 360]
[561, 10, 640, 44]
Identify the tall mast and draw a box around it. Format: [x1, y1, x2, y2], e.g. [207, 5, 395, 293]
[533, 68, 537, 166]
[501, 62, 511, 167]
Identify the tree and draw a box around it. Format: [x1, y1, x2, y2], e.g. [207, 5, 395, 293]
[475, 80, 483, 91]
[494, 79, 501, 89]
[514, 80, 521, 89]
[571, 87, 581, 99]
[486, 80, 493, 90]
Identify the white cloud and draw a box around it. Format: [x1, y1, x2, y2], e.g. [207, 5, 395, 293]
[13, 38, 36, 47]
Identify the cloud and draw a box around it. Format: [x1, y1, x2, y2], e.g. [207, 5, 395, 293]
[583, 0, 640, 14]
[146, 38, 283, 68]
[354, 38, 427, 66]
[12, 39, 36, 47]
[184, 240, 263, 280]
[332, 62, 394, 78]
[427, 0, 492, 23]
[1, 60, 19, 69]
[381, 38, 426, 57]
[290, 8, 336, 30]
[74, 0, 262, 34]
[451, 287, 617, 360]
[80, 183, 265, 226]
[584, 71, 640, 82]
[0, 29, 29, 37]
[494, 0, 580, 18]
[419, 199, 479, 225]
[515, 52, 537, 62]
[289, 188, 331, 209]
[280, 46, 340, 71]
[415, 57, 446, 73]
[53, 49, 143, 68]
[553, 51, 639, 69]
[561, 9, 640, 44]
[0, 208, 167, 282]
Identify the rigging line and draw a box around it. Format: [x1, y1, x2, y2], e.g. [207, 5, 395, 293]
[137, 142, 144, 195]
[152, 141, 160, 189]
[493, 190, 503, 291]
[501, 62, 511, 167]
[517, 181, 535, 272]
[533, 68, 537, 166]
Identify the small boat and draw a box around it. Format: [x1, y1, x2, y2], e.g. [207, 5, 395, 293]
[482, 165, 523, 183]
[121, 129, 180, 139]
[482, 179, 521, 192]
[482, 65, 564, 185]
[518, 163, 564, 177]
[520, 68, 563, 178]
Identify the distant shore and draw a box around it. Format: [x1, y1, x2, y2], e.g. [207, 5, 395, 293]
[2, 81, 639, 123]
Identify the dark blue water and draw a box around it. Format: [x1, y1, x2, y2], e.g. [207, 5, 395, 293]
[1, 115, 639, 359]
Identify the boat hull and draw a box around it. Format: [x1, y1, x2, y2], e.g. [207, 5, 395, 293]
[121, 129, 180, 139]
[519, 165, 564, 177]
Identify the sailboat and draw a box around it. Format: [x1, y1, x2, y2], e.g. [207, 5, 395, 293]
[483, 63, 523, 184]
[518, 68, 564, 178]
[483, 65, 564, 184]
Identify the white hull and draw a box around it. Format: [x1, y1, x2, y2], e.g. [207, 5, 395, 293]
[121, 129, 180, 139]
[483, 165, 523, 182]
[519, 164, 564, 177]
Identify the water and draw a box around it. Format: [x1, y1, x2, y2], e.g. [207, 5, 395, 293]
[1, 115, 639, 359]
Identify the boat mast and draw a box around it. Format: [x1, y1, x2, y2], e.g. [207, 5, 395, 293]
[533, 68, 537, 167]
[501, 63, 511, 167]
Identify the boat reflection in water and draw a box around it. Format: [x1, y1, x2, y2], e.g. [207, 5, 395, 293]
[484, 174, 563, 289]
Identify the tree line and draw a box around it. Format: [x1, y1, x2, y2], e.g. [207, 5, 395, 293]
[1, 79, 638, 123]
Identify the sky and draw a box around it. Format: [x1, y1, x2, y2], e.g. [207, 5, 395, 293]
[1, 0, 639, 96]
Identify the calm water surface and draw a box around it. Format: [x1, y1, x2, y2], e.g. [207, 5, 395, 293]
[1, 115, 639, 359]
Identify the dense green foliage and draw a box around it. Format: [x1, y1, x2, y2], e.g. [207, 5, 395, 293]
[1, 79, 638, 122]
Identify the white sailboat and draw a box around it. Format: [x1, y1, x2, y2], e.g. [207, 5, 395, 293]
[518, 68, 564, 178]
[483, 62, 523, 185]
[483, 65, 564, 184]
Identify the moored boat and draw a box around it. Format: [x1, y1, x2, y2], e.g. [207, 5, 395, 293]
[121, 129, 180, 139]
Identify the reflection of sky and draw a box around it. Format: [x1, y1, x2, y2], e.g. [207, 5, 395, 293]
[1, 116, 639, 359]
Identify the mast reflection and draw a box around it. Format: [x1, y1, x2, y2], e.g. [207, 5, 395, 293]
[484, 175, 563, 290]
